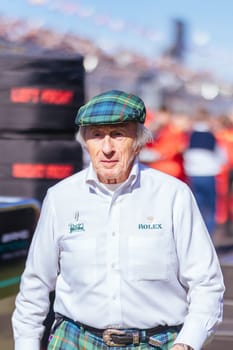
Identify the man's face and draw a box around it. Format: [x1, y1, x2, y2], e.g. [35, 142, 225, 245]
[84, 122, 139, 184]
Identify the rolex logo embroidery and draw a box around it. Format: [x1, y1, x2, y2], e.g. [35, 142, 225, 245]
[69, 211, 85, 233]
[69, 223, 85, 233]
[138, 216, 163, 230]
[138, 223, 162, 230]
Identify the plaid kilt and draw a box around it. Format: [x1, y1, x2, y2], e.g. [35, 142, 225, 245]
[47, 320, 179, 350]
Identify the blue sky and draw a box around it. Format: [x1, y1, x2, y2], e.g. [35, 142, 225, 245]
[1, 0, 233, 82]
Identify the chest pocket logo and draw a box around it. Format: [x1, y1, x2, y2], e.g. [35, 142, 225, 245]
[69, 223, 85, 233]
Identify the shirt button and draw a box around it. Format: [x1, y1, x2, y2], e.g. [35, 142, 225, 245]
[112, 232, 116, 236]
[111, 263, 116, 269]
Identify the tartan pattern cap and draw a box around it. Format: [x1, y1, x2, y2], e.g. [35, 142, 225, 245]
[75, 90, 146, 126]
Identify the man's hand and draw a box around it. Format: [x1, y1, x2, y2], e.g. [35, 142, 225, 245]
[171, 344, 193, 350]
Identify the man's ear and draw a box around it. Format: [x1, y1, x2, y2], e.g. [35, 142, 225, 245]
[134, 145, 142, 156]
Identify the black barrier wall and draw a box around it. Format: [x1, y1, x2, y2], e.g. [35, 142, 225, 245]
[0, 52, 85, 202]
[0, 134, 83, 202]
[0, 53, 85, 132]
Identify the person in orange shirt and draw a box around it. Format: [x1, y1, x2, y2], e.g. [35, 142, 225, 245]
[214, 114, 233, 227]
[140, 106, 189, 182]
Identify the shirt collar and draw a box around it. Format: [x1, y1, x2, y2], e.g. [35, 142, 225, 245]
[86, 158, 139, 193]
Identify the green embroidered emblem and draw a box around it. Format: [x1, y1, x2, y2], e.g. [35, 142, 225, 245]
[138, 223, 163, 230]
[69, 223, 85, 233]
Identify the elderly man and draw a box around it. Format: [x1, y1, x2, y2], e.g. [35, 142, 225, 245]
[12, 90, 224, 350]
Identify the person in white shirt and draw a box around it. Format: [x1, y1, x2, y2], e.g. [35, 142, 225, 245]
[184, 110, 227, 235]
[12, 90, 224, 350]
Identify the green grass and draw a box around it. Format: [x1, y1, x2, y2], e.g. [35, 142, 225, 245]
[0, 259, 26, 349]
[0, 260, 25, 299]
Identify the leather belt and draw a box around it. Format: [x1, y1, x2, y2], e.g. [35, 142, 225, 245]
[58, 315, 182, 347]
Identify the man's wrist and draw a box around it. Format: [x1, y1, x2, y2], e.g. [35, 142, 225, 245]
[173, 344, 194, 350]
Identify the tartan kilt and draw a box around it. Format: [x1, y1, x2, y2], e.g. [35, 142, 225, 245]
[47, 320, 179, 350]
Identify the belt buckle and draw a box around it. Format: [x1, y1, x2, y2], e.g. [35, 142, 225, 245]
[103, 328, 129, 346]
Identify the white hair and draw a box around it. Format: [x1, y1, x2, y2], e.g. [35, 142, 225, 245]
[76, 123, 153, 151]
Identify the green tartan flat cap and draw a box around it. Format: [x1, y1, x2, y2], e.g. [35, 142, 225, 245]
[75, 90, 146, 126]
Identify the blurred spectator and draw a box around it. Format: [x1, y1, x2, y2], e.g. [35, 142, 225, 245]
[184, 109, 227, 235]
[214, 114, 233, 228]
[139, 106, 189, 182]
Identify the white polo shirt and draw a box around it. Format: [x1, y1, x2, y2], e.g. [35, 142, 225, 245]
[12, 160, 224, 350]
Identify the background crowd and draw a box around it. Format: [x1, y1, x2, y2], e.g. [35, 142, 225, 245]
[139, 107, 233, 239]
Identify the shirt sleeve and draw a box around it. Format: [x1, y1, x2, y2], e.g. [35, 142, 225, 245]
[12, 190, 59, 350]
[172, 185, 225, 350]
